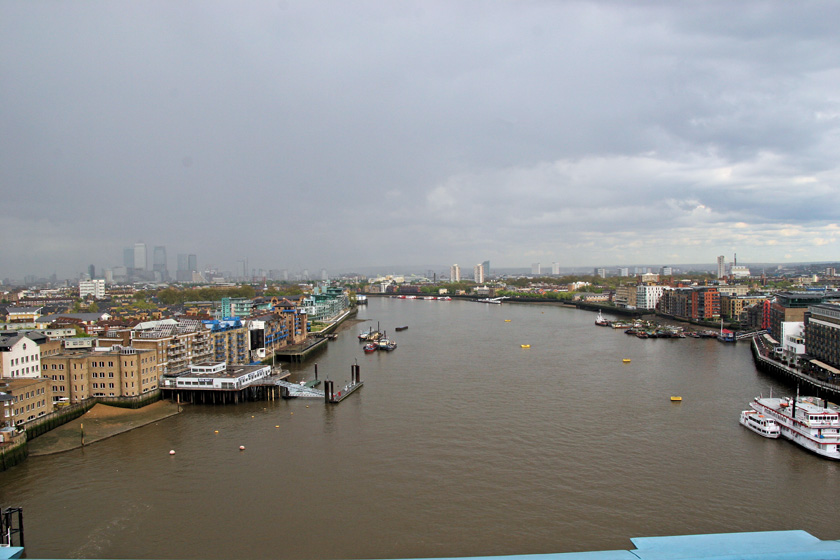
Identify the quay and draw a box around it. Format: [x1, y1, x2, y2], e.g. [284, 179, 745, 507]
[751, 335, 840, 400]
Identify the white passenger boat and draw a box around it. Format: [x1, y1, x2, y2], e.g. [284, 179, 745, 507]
[739, 409, 780, 438]
[749, 395, 840, 459]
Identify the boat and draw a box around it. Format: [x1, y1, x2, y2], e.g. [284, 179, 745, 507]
[739, 409, 781, 438]
[0, 546, 23, 560]
[749, 395, 840, 459]
[356, 295, 368, 305]
[395, 326, 408, 331]
[595, 311, 609, 326]
[379, 339, 397, 351]
[363, 343, 377, 353]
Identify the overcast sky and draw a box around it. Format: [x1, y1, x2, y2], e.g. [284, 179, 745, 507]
[3, 1, 840, 279]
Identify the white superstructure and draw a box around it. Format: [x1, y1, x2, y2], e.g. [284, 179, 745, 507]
[749, 396, 840, 459]
[739, 409, 780, 438]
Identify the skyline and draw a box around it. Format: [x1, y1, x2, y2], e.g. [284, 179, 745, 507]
[3, 2, 840, 278]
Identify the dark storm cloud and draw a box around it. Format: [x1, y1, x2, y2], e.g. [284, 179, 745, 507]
[2, 1, 839, 278]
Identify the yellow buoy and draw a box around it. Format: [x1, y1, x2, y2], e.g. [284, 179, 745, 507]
[521, 344, 531, 349]
[622, 359, 631, 363]
[214, 430, 219, 434]
[671, 396, 682, 402]
[275, 425, 279, 428]
[505, 319, 512, 322]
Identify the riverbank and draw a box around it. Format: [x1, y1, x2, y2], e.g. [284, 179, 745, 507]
[27, 401, 181, 456]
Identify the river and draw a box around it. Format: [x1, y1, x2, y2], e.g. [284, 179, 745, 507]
[2, 298, 840, 559]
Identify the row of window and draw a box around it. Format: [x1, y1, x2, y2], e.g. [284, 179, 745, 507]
[9, 354, 38, 366]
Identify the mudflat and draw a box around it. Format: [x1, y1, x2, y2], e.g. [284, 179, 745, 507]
[28, 401, 181, 456]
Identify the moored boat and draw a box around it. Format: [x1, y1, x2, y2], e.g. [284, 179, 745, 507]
[749, 395, 840, 459]
[739, 409, 781, 438]
[595, 311, 609, 326]
[363, 343, 377, 353]
[395, 326, 408, 331]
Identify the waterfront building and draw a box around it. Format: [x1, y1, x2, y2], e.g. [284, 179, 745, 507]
[636, 284, 668, 311]
[450, 264, 461, 282]
[719, 294, 766, 320]
[658, 286, 720, 320]
[300, 286, 349, 322]
[474, 263, 485, 284]
[0, 376, 52, 426]
[768, 292, 827, 341]
[203, 318, 249, 365]
[79, 279, 106, 299]
[160, 361, 271, 391]
[716, 285, 750, 296]
[614, 285, 637, 308]
[805, 303, 840, 371]
[42, 345, 160, 402]
[0, 334, 42, 379]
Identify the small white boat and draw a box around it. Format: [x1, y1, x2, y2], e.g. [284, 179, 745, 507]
[739, 409, 781, 439]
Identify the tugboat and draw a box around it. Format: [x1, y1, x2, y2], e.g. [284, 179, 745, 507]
[595, 311, 609, 326]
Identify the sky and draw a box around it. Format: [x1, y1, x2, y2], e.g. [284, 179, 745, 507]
[2, 1, 840, 279]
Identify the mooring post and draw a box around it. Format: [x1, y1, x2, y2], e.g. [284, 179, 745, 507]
[315, 363, 318, 380]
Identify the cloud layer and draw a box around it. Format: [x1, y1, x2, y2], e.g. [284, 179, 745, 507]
[2, 1, 839, 277]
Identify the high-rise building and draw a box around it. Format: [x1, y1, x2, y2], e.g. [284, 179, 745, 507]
[321, 269, 328, 281]
[660, 266, 672, 276]
[79, 279, 106, 299]
[717, 255, 726, 279]
[153, 246, 168, 280]
[134, 243, 147, 271]
[531, 263, 541, 275]
[176, 253, 198, 282]
[481, 260, 490, 279]
[594, 268, 607, 278]
[551, 262, 561, 275]
[618, 267, 630, 277]
[474, 263, 485, 284]
[88, 264, 96, 279]
[450, 264, 461, 282]
[123, 248, 134, 269]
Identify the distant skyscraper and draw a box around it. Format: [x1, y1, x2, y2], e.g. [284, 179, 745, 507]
[531, 263, 541, 275]
[123, 248, 134, 269]
[88, 264, 96, 279]
[717, 255, 726, 279]
[595, 268, 607, 278]
[188, 254, 197, 273]
[551, 262, 561, 275]
[481, 260, 490, 278]
[176, 253, 198, 282]
[134, 243, 147, 270]
[153, 246, 168, 280]
[660, 266, 672, 276]
[450, 264, 461, 282]
[618, 267, 629, 277]
[321, 269, 328, 281]
[474, 263, 485, 284]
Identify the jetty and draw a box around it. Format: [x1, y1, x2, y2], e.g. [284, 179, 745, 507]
[751, 335, 840, 400]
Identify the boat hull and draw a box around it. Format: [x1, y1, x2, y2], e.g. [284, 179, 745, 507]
[739, 410, 780, 438]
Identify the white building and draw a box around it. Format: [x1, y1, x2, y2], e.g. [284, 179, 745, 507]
[160, 362, 272, 391]
[617, 267, 630, 277]
[717, 255, 726, 279]
[450, 264, 461, 282]
[552, 262, 561, 275]
[0, 335, 42, 379]
[531, 263, 541, 275]
[79, 279, 106, 299]
[636, 285, 669, 310]
[134, 242, 147, 270]
[474, 263, 485, 283]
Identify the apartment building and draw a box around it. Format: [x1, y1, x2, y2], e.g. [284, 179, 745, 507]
[42, 345, 161, 402]
[0, 377, 52, 426]
[805, 303, 840, 371]
[0, 334, 42, 379]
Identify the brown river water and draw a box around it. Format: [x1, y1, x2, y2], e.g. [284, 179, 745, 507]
[2, 298, 840, 559]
